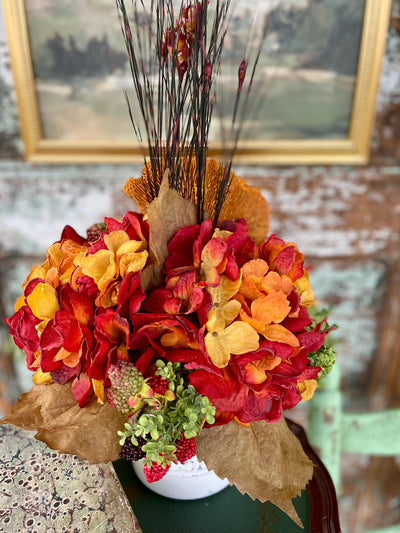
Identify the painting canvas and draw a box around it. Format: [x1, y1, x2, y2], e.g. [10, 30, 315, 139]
[3, 0, 391, 163]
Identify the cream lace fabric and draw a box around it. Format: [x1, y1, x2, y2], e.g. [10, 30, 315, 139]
[0, 424, 142, 533]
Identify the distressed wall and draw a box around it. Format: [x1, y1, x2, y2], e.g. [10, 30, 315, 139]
[0, 2, 400, 532]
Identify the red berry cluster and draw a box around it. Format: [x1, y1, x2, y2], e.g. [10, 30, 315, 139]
[86, 223, 105, 242]
[143, 461, 171, 482]
[148, 375, 169, 395]
[175, 436, 196, 463]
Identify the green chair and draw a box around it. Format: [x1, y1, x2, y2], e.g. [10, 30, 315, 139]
[307, 362, 400, 533]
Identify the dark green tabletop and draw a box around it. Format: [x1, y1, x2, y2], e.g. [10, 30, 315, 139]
[114, 459, 310, 533]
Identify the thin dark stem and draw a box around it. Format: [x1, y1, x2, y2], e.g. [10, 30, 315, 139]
[116, 0, 260, 224]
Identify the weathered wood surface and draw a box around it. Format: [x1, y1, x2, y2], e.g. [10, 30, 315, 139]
[341, 410, 400, 455]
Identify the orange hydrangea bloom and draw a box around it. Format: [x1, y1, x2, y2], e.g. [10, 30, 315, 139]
[237, 258, 297, 345]
[74, 229, 148, 308]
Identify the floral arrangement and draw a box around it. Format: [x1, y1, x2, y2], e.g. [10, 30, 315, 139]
[3, 0, 335, 526]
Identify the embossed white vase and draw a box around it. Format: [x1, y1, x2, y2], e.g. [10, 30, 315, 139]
[132, 456, 230, 500]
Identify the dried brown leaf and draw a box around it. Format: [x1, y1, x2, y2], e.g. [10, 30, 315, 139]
[143, 170, 197, 289]
[195, 418, 313, 527]
[1, 382, 128, 463]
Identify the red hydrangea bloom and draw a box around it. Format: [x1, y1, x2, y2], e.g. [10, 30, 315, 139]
[150, 218, 255, 320]
[6, 304, 41, 370]
[128, 224, 324, 424]
[89, 309, 130, 382]
[5, 212, 149, 407]
[173, 334, 324, 424]
[5, 226, 92, 380]
[39, 284, 94, 376]
[255, 234, 305, 282]
[87, 273, 146, 383]
[73, 212, 149, 311]
[165, 218, 254, 276]
[129, 312, 203, 375]
[87, 211, 149, 255]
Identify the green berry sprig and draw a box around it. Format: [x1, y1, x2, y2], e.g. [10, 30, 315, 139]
[308, 344, 336, 379]
[154, 360, 181, 390]
[117, 359, 216, 467]
[307, 307, 338, 380]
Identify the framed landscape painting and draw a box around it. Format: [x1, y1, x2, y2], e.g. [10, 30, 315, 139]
[3, 0, 392, 164]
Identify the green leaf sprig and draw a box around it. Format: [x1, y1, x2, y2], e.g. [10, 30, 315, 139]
[117, 360, 216, 466]
[307, 306, 338, 380]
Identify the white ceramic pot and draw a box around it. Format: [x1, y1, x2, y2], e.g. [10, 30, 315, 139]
[132, 456, 230, 500]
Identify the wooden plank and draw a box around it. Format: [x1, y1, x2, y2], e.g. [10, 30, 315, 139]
[341, 410, 400, 455]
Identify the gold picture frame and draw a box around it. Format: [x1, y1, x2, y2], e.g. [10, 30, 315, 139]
[3, 0, 392, 165]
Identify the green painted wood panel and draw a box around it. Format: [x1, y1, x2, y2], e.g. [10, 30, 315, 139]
[341, 410, 400, 455]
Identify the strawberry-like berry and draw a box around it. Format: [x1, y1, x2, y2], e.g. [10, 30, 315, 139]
[143, 461, 170, 482]
[86, 222, 106, 242]
[120, 436, 146, 461]
[148, 375, 169, 395]
[175, 436, 196, 463]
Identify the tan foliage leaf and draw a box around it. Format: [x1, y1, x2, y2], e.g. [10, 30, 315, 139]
[1, 382, 128, 463]
[143, 170, 197, 289]
[123, 158, 270, 244]
[195, 418, 313, 527]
